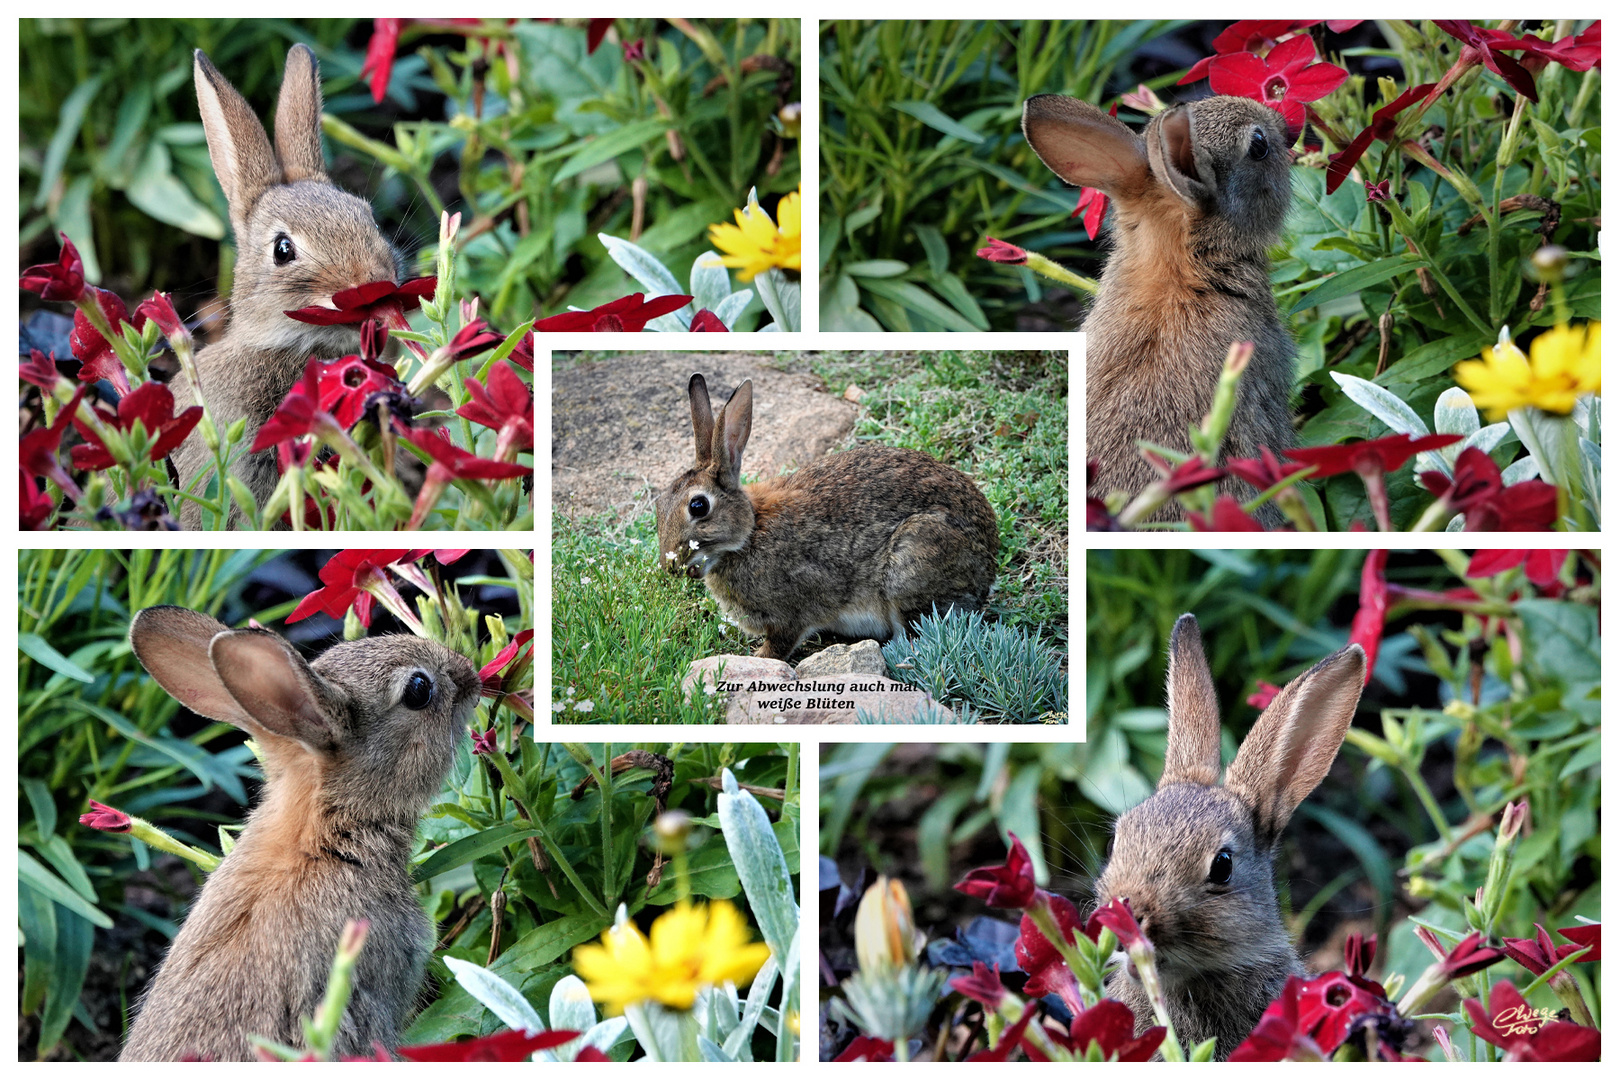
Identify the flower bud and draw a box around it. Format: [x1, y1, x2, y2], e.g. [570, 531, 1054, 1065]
[653, 809, 693, 853]
[855, 876, 917, 974]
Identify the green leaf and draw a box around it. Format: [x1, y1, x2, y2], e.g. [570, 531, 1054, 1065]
[554, 118, 670, 182]
[1375, 330, 1492, 386]
[444, 956, 543, 1033]
[72, 700, 246, 803]
[858, 277, 980, 332]
[754, 269, 800, 332]
[915, 224, 949, 276]
[493, 912, 613, 976]
[18, 852, 112, 929]
[891, 101, 985, 144]
[916, 787, 974, 890]
[1289, 253, 1423, 315]
[21, 777, 57, 837]
[37, 906, 93, 1058]
[35, 75, 104, 210]
[1516, 598, 1599, 686]
[843, 260, 909, 278]
[597, 233, 688, 302]
[718, 770, 799, 965]
[412, 823, 544, 884]
[126, 142, 226, 238]
[18, 633, 94, 682]
[19, 884, 57, 1017]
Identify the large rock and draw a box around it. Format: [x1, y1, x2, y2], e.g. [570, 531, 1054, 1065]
[794, 640, 887, 680]
[683, 653, 952, 724]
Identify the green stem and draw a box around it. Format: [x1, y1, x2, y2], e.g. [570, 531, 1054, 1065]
[1384, 199, 1493, 335]
[485, 750, 611, 920]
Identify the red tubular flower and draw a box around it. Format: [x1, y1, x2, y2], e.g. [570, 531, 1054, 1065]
[1344, 932, 1378, 982]
[1347, 549, 1387, 685]
[446, 318, 503, 360]
[251, 359, 327, 452]
[1247, 680, 1282, 708]
[1435, 21, 1541, 102]
[1180, 21, 1313, 85]
[360, 18, 405, 103]
[975, 238, 1028, 265]
[1072, 187, 1108, 242]
[533, 293, 692, 332]
[470, 727, 498, 756]
[1364, 180, 1392, 202]
[20, 232, 86, 301]
[22, 470, 56, 530]
[284, 277, 437, 326]
[1208, 34, 1348, 141]
[71, 287, 144, 396]
[955, 831, 1037, 909]
[1144, 452, 1226, 495]
[585, 18, 614, 53]
[134, 292, 187, 341]
[1053, 999, 1165, 1062]
[833, 1037, 894, 1062]
[457, 361, 534, 459]
[79, 800, 132, 832]
[1187, 494, 1268, 531]
[1419, 928, 1505, 978]
[1325, 82, 1438, 193]
[395, 422, 532, 530]
[1502, 924, 1588, 977]
[70, 382, 202, 471]
[318, 355, 406, 430]
[508, 330, 535, 372]
[398, 1028, 581, 1062]
[1424, 450, 1559, 531]
[20, 349, 63, 392]
[287, 549, 410, 626]
[688, 309, 730, 332]
[1293, 970, 1399, 1053]
[1556, 924, 1599, 962]
[1014, 890, 1089, 995]
[968, 1000, 1040, 1062]
[948, 961, 1009, 1011]
[1226, 446, 1309, 493]
[1467, 548, 1569, 587]
[1230, 976, 1325, 1061]
[622, 38, 646, 63]
[1517, 22, 1601, 73]
[480, 628, 535, 698]
[1465, 980, 1600, 1061]
[1090, 896, 1147, 950]
[1288, 433, 1461, 478]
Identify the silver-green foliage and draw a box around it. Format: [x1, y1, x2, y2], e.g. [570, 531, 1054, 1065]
[883, 607, 1065, 723]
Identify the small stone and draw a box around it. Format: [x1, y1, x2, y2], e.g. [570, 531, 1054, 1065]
[843, 384, 865, 402]
[794, 640, 887, 680]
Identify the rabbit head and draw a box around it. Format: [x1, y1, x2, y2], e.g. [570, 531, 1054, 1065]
[655, 373, 758, 582]
[1094, 614, 1364, 1057]
[194, 44, 401, 360]
[119, 606, 482, 1060]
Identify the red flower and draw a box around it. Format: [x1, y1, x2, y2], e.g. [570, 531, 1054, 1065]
[1208, 34, 1349, 140]
[360, 18, 404, 103]
[79, 799, 132, 833]
[1465, 980, 1600, 1061]
[1364, 180, 1392, 202]
[1247, 680, 1282, 708]
[1516, 22, 1601, 74]
[446, 318, 503, 360]
[688, 309, 730, 332]
[395, 422, 532, 530]
[622, 38, 646, 63]
[1435, 21, 1541, 102]
[1467, 549, 1569, 587]
[1047, 999, 1165, 1062]
[1226, 445, 1309, 493]
[22, 470, 56, 530]
[976, 238, 1028, 265]
[1293, 970, 1398, 1053]
[470, 727, 498, 756]
[71, 382, 203, 471]
[948, 961, 1008, 1011]
[1557, 924, 1600, 962]
[402, 548, 470, 566]
[1179, 21, 1313, 85]
[287, 549, 410, 626]
[318, 355, 405, 430]
[955, 831, 1037, 909]
[21, 386, 86, 486]
[398, 1028, 580, 1062]
[1072, 187, 1108, 242]
[833, 1036, 894, 1062]
[71, 287, 144, 396]
[967, 1000, 1039, 1062]
[1014, 890, 1089, 1007]
[1144, 452, 1226, 494]
[585, 18, 614, 54]
[508, 330, 534, 372]
[284, 277, 437, 326]
[251, 359, 327, 452]
[1344, 932, 1378, 983]
[1287, 432, 1460, 478]
[457, 361, 534, 458]
[1187, 493, 1267, 531]
[135, 292, 187, 341]
[1090, 896, 1148, 950]
[533, 293, 692, 332]
[479, 628, 535, 698]
[1326, 82, 1437, 193]
[1347, 549, 1387, 686]
[20, 232, 85, 301]
[1418, 928, 1505, 978]
[20, 349, 63, 392]
[1229, 976, 1325, 1061]
[1502, 924, 1590, 977]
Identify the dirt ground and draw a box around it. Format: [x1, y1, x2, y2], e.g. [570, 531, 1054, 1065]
[551, 351, 858, 527]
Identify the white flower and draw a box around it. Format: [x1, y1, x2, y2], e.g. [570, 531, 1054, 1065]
[581, 576, 592, 585]
[688, 540, 699, 550]
[552, 701, 566, 713]
[573, 700, 595, 713]
[567, 685, 575, 696]
[665, 551, 677, 561]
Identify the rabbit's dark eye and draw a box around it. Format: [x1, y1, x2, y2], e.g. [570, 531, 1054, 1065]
[1208, 848, 1234, 885]
[403, 670, 434, 710]
[1248, 128, 1269, 161]
[1104, 832, 1116, 860]
[273, 233, 297, 265]
[689, 494, 710, 518]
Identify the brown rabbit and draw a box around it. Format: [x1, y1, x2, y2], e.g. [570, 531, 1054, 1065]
[1093, 614, 1365, 1059]
[171, 45, 402, 529]
[655, 374, 1000, 661]
[1023, 95, 1296, 523]
[118, 606, 481, 1061]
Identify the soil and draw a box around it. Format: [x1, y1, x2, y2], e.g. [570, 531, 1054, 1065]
[551, 351, 857, 526]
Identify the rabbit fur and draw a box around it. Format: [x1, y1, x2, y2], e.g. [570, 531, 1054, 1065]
[1093, 614, 1365, 1059]
[171, 45, 401, 529]
[118, 606, 480, 1061]
[1023, 94, 1296, 523]
[655, 374, 999, 661]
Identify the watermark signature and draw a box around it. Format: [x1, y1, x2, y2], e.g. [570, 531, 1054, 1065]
[1492, 1004, 1560, 1037]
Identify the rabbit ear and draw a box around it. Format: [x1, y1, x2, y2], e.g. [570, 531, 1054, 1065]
[194, 49, 281, 235]
[1148, 105, 1210, 206]
[1161, 613, 1221, 788]
[1224, 645, 1366, 843]
[688, 373, 715, 467]
[131, 607, 265, 734]
[274, 44, 329, 184]
[1022, 94, 1150, 198]
[713, 379, 753, 485]
[208, 631, 345, 756]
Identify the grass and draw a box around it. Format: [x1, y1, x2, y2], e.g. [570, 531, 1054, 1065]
[551, 349, 1069, 722]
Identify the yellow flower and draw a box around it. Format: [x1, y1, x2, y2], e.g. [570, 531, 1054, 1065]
[571, 900, 772, 1014]
[708, 188, 801, 281]
[1454, 322, 1601, 420]
[853, 876, 917, 974]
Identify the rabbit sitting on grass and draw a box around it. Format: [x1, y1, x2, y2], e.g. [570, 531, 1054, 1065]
[1094, 614, 1365, 1058]
[1023, 95, 1296, 523]
[118, 607, 480, 1061]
